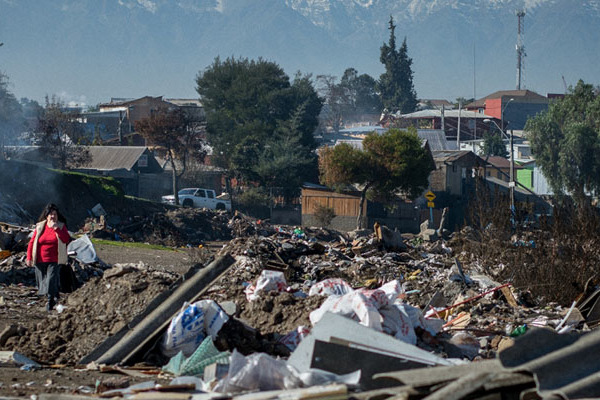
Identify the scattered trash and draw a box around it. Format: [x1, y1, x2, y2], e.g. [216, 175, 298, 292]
[0, 209, 597, 399]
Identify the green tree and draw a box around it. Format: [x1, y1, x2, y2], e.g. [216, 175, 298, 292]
[316, 74, 349, 133]
[35, 96, 91, 169]
[340, 68, 382, 118]
[135, 108, 206, 205]
[526, 80, 600, 207]
[377, 16, 418, 114]
[196, 56, 321, 190]
[0, 73, 24, 157]
[481, 132, 508, 157]
[319, 127, 433, 229]
[254, 104, 318, 200]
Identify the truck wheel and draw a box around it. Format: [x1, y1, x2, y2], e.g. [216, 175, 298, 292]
[216, 202, 226, 210]
[182, 199, 193, 208]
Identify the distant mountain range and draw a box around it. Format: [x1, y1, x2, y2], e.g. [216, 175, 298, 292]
[2, 0, 599, 105]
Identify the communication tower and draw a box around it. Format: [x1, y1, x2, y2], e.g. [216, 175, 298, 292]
[516, 9, 526, 90]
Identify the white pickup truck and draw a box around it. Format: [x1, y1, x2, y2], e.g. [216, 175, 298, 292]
[161, 188, 232, 211]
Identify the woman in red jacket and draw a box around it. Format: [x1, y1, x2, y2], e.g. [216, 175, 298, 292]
[26, 204, 71, 311]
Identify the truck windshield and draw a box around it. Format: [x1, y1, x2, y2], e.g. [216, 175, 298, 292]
[178, 189, 196, 196]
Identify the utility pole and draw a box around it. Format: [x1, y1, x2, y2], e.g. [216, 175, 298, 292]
[509, 129, 515, 214]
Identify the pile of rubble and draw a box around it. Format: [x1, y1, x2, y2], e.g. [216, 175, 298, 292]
[81, 207, 234, 247]
[1, 211, 599, 399]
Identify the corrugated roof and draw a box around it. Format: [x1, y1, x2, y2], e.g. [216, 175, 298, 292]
[401, 109, 493, 119]
[81, 146, 148, 171]
[432, 150, 476, 163]
[485, 156, 523, 169]
[417, 130, 458, 151]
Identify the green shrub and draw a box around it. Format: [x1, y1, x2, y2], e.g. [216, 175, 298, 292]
[314, 204, 336, 227]
[236, 187, 270, 208]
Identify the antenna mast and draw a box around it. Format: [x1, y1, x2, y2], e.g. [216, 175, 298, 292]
[516, 9, 526, 90]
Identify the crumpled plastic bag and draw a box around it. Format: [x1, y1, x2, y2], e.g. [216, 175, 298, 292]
[308, 278, 353, 297]
[213, 350, 360, 393]
[245, 270, 288, 301]
[214, 350, 299, 393]
[161, 300, 229, 357]
[309, 280, 405, 332]
[309, 291, 382, 331]
[309, 280, 439, 344]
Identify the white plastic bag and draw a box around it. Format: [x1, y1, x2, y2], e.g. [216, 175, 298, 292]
[380, 304, 417, 344]
[308, 278, 353, 297]
[309, 291, 382, 331]
[245, 270, 288, 301]
[161, 300, 229, 357]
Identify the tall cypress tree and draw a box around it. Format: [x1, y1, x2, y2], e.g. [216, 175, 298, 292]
[378, 16, 418, 114]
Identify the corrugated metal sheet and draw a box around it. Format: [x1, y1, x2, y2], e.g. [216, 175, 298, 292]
[417, 130, 458, 151]
[375, 328, 600, 399]
[432, 150, 476, 164]
[82, 146, 147, 171]
[500, 328, 600, 399]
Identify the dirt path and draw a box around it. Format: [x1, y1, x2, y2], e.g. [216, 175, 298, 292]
[93, 240, 228, 274]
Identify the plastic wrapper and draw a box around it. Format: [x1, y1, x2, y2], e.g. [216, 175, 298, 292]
[245, 270, 288, 301]
[161, 300, 229, 357]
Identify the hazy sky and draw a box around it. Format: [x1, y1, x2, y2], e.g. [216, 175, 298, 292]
[1, 0, 598, 108]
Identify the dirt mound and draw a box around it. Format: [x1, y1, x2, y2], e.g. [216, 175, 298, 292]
[3, 264, 180, 365]
[239, 292, 325, 335]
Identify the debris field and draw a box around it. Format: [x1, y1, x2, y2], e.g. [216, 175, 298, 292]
[0, 208, 598, 400]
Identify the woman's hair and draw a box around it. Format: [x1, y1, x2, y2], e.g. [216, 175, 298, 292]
[38, 203, 67, 225]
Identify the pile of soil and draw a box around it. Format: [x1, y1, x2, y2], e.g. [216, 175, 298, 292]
[3, 264, 180, 365]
